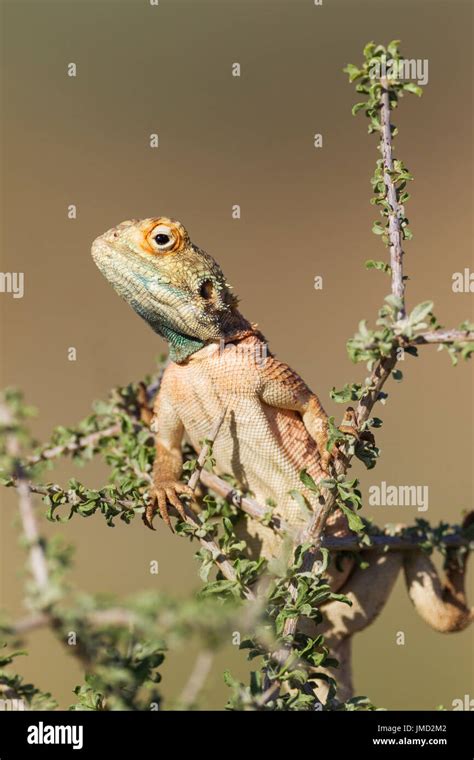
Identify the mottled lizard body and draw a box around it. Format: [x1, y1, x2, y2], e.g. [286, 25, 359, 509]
[158, 335, 350, 557]
[92, 217, 347, 563]
[92, 215, 472, 694]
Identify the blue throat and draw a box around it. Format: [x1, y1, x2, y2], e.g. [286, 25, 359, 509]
[159, 324, 206, 363]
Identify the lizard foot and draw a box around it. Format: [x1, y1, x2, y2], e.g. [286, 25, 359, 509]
[327, 406, 366, 472]
[321, 445, 349, 475]
[143, 481, 193, 531]
[307, 407, 359, 475]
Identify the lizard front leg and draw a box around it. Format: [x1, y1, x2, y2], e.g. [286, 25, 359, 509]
[258, 359, 332, 471]
[145, 385, 192, 530]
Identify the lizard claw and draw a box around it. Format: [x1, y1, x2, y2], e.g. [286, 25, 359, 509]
[143, 482, 193, 532]
[143, 496, 158, 531]
[329, 406, 361, 471]
[318, 408, 361, 475]
[338, 407, 359, 440]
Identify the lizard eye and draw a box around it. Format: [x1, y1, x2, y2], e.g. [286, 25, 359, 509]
[150, 224, 176, 252]
[145, 220, 185, 254]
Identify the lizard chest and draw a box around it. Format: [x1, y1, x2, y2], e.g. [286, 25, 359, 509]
[168, 343, 270, 453]
[163, 343, 320, 507]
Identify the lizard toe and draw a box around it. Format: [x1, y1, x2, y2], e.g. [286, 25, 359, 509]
[142, 495, 158, 531]
[155, 488, 174, 532]
[165, 487, 187, 521]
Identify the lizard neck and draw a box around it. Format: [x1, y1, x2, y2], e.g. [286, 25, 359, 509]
[159, 325, 207, 363]
[157, 312, 259, 364]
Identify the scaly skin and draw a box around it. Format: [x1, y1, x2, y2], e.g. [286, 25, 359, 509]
[92, 217, 472, 667]
[152, 335, 350, 559]
[92, 216, 348, 566]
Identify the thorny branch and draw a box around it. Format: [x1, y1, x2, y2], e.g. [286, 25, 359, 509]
[8, 418, 468, 554]
[262, 58, 473, 692]
[2, 42, 472, 711]
[412, 329, 474, 346]
[177, 650, 214, 709]
[380, 76, 405, 317]
[1, 404, 49, 592]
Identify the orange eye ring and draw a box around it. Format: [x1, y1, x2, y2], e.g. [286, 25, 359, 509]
[142, 219, 185, 255]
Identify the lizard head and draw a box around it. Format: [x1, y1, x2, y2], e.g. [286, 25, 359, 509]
[91, 217, 252, 362]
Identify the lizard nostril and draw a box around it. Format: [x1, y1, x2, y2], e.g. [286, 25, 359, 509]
[199, 280, 217, 302]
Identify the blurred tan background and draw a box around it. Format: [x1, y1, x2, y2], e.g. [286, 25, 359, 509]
[0, 0, 472, 710]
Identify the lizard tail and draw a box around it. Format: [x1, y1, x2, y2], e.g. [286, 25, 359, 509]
[403, 512, 474, 633]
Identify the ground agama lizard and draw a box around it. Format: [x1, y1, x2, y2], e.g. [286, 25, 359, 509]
[92, 217, 472, 673]
[92, 216, 351, 565]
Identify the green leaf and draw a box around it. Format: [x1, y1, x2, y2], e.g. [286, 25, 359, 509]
[387, 40, 401, 58]
[365, 260, 391, 274]
[339, 503, 365, 534]
[289, 490, 312, 518]
[344, 63, 364, 83]
[352, 101, 367, 116]
[460, 342, 474, 361]
[319, 477, 337, 490]
[363, 41, 376, 59]
[0, 648, 28, 667]
[316, 547, 330, 575]
[385, 294, 404, 312]
[409, 301, 433, 326]
[369, 417, 383, 428]
[223, 670, 240, 689]
[402, 82, 423, 97]
[372, 222, 385, 235]
[330, 383, 363, 403]
[299, 469, 319, 493]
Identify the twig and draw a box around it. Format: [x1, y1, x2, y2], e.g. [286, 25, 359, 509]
[2, 404, 49, 591]
[27, 424, 121, 466]
[13, 477, 254, 601]
[380, 76, 405, 318]
[304, 77, 408, 542]
[199, 476, 469, 551]
[15, 479, 49, 591]
[17, 408, 256, 601]
[25, 377, 159, 469]
[17, 467, 469, 554]
[179, 407, 257, 599]
[358, 330, 474, 354]
[20, 480, 139, 511]
[356, 352, 398, 427]
[188, 408, 227, 491]
[8, 608, 140, 636]
[186, 507, 255, 600]
[412, 329, 474, 345]
[177, 650, 214, 709]
[322, 532, 469, 551]
[268, 73, 412, 674]
[160, 406, 256, 601]
[199, 471, 286, 533]
[9, 612, 49, 634]
[354, 78, 410, 427]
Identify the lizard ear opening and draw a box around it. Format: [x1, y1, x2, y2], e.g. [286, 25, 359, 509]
[199, 279, 217, 302]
